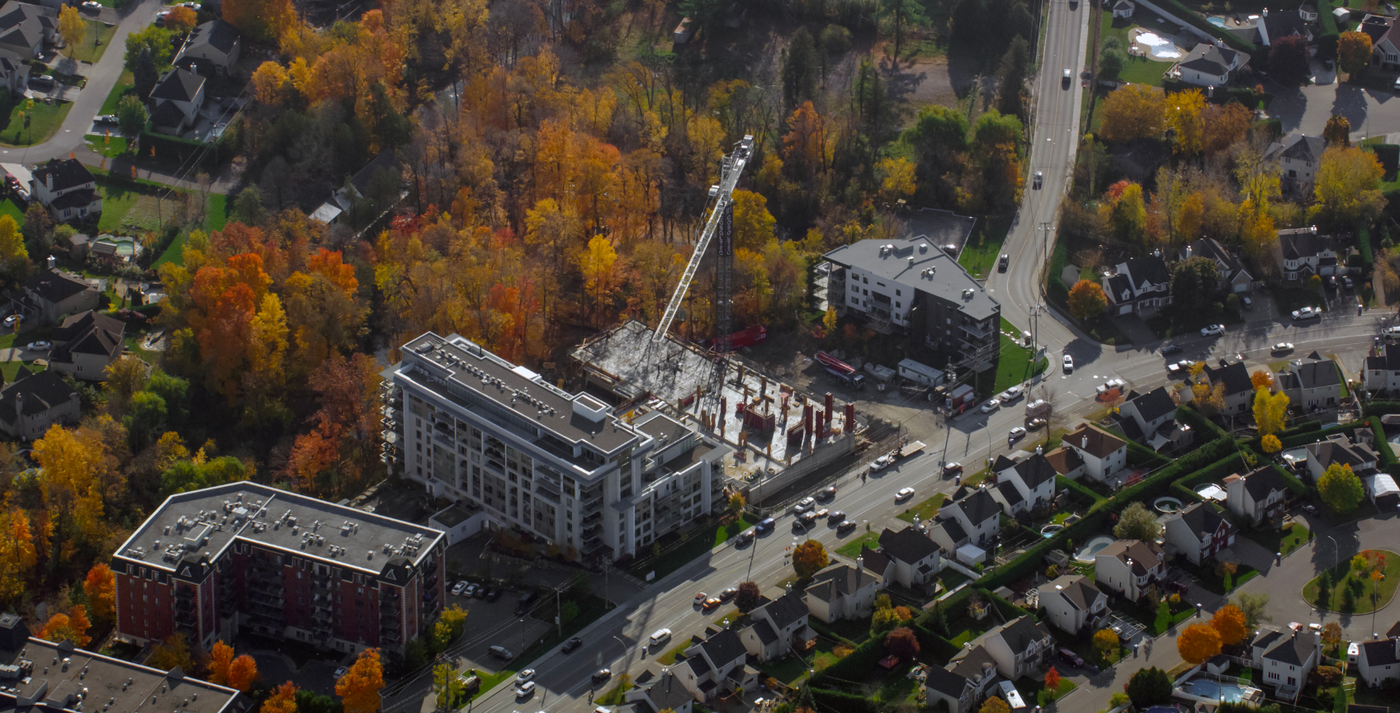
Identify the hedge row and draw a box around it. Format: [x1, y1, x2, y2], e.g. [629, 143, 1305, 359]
[1162, 79, 1264, 109]
[1153, 0, 1258, 56]
[1106, 436, 1239, 510]
[1126, 438, 1171, 469]
[1372, 416, 1397, 468]
[980, 587, 1029, 621]
[1364, 402, 1400, 417]
[1175, 404, 1229, 439]
[810, 689, 879, 713]
[1278, 422, 1365, 450]
[1057, 475, 1108, 505]
[1315, 0, 1340, 58]
[1358, 223, 1375, 266]
[809, 633, 886, 688]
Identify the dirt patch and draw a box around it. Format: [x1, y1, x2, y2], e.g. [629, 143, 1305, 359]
[888, 55, 969, 113]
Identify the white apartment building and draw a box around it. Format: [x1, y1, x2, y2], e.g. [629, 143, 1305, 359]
[383, 333, 729, 562]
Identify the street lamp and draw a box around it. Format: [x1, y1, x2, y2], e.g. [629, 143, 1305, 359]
[1327, 535, 1339, 573]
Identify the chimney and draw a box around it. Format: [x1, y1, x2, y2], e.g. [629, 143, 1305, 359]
[1263, 7, 1268, 15]
[856, 556, 864, 572]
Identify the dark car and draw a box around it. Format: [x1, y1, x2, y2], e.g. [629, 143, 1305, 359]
[1161, 344, 1182, 356]
[485, 587, 502, 602]
[755, 517, 776, 533]
[943, 462, 963, 477]
[816, 486, 837, 502]
[473, 585, 488, 599]
[562, 637, 583, 653]
[592, 668, 612, 685]
[998, 253, 1009, 271]
[827, 510, 846, 523]
[719, 587, 738, 601]
[836, 520, 858, 534]
[735, 528, 755, 545]
[1058, 648, 1084, 667]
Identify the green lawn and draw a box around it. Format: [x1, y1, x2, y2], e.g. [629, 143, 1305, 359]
[987, 332, 1048, 395]
[714, 515, 753, 546]
[205, 193, 227, 231]
[1250, 522, 1311, 557]
[595, 676, 633, 705]
[99, 70, 135, 116]
[152, 231, 185, 269]
[0, 199, 21, 224]
[656, 641, 689, 665]
[756, 653, 814, 684]
[86, 134, 129, 158]
[0, 100, 73, 147]
[1100, 14, 1176, 86]
[1303, 549, 1400, 613]
[67, 21, 116, 63]
[836, 531, 880, 558]
[897, 493, 949, 523]
[957, 217, 1010, 280]
[1031, 678, 1078, 707]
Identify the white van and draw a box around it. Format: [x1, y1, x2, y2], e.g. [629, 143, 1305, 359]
[649, 628, 672, 646]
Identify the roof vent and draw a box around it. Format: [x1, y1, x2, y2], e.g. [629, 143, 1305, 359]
[919, 243, 928, 253]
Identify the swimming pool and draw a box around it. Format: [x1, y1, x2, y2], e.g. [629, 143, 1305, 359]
[94, 238, 138, 256]
[1208, 16, 1227, 26]
[1075, 535, 1116, 563]
[1189, 680, 1247, 703]
[1135, 31, 1183, 60]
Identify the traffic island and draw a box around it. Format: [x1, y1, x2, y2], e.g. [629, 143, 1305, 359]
[1302, 548, 1400, 613]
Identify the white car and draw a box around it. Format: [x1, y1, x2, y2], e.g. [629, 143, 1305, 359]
[463, 583, 478, 598]
[80, 1, 100, 8]
[334, 666, 348, 680]
[1008, 426, 1027, 442]
[2, 315, 16, 327]
[795, 497, 816, 513]
[25, 341, 49, 351]
[517, 670, 535, 683]
[1272, 342, 1294, 354]
[980, 398, 1001, 413]
[998, 385, 1023, 402]
[895, 487, 915, 502]
[1062, 354, 1073, 373]
[868, 454, 894, 473]
[516, 681, 536, 698]
[1292, 306, 1319, 320]
[451, 581, 468, 596]
[1200, 324, 1225, 336]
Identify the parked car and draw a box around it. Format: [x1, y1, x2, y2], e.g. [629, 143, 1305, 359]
[1058, 648, 1084, 667]
[592, 669, 612, 685]
[1027, 418, 1047, 430]
[23, 341, 49, 352]
[451, 581, 468, 596]
[334, 666, 348, 680]
[1241, 295, 1253, 309]
[895, 487, 915, 502]
[649, 628, 672, 646]
[1200, 324, 1225, 336]
[735, 528, 755, 545]
[81, 1, 100, 8]
[756, 517, 776, 533]
[837, 520, 858, 534]
[998, 385, 1023, 402]
[463, 583, 478, 598]
[1292, 306, 1320, 321]
[943, 462, 963, 477]
[489, 646, 514, 660]
[486, 587, 502, 602]
[868, 453, 895, 473]
[1344, 276, 1355, 290]
[562, 637, 583, 653]
[719, 587, 738, 601]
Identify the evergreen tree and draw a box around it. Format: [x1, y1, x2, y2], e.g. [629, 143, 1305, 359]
[133, 47, 159, 101]
[782, 28, 821, 109]
[997, 36, 1030, 120]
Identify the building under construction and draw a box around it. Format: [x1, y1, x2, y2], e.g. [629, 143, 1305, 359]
[571, 320, 862, 502]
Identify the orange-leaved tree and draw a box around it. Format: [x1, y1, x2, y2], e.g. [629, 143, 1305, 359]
[792, 539, 829, 579]
[1068, 280, 1107, 321]
[83, 563, 116, 625]
[261, 682, 298, 713]
[1210, 604, 1248, 646]
[1177, 622, 1222, 664]
[208, 641, 235, 684]
[1251, 370, 1273, 391]
[226, 654, 259, 692]
[39, 605, 91, 648]
[1045, 665, 1061, 691]
[0, 507, 36, 605]
[336, 648, 383, 713]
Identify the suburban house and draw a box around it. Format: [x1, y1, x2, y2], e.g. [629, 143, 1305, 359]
[1112, 0, 1135, 17]
[1364, 347, 1400, 395]
[925, 644, 1002, 713]
[989, 453, 1057, 516]
[173, 20, 241, 77]
[1358, 637, 1400, 687]
[310, 150, 408, 226]
[1118, 387, 1187, 451]
[1094, 539, 1167, 601]
[677, 627, 758, 703]
[818, 232, 1000, 370]
[1176, 237, 1253, 293]
[1266, 135, 1327, 194]
[48, 310, 126, 381]
[625, 668, 696, 713]
[0, 48, 28, 94]
[1046, 423, 1127, 483]
[1170, 42, 1247, 86]
[1362, 13, 1400, 70]
[1254, 6, 1313, 46]
[1275, 352, 1343, 409]
[1251, 628, 1321, 700]
[928, 518, 985, 565]
[1276, 227, 1339, 281]
[148, 68, 207, 137]
[938, 487, 1001, 546]
[1102, 254, 1171, 317]
[11, 268, 98, 325]
[803, 562, 882, 623]
[856, 526, 943, 591]
[0, 367, 77, 440]
[1304, 434, 1379, 483]
[1201, 361, 1255, 416]
[1224, 467, 1291, 525]
[738, 590, 809, 663]
[0, 1, 55, 59]
[29, 158, 101, 222]
[1037, 574, 1110, 636]
[971, 616, 1055, 680]
[1161, 502, 1236, 565]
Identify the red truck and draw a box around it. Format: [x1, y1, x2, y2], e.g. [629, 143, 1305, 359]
[815, 351, 866, 389]
[708, 325, 767, 351]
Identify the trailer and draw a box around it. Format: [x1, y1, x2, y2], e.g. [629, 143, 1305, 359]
[708, 325, 767, 351]
[898, 358, 945, 387]
[815, 351, 866, 388]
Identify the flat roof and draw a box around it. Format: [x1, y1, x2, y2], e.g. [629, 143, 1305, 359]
[3, 638, 247, 713]
[398, 333, 639, 454]
[113, 482, 445, 575]
[823, 237, 999, 321]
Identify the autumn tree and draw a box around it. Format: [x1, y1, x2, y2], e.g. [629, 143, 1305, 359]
[164, 6, 196, 34]
[1192, 381, 1227, 416]
[1211, 604, 1248, 645]
[1203, 102, 1253, 155]
[1108, 182, 1147, 241]
[1165, 89, 1206, 156]
[1115, 502, 1162, 541]
[1339, 30, 1374, 75]
[33, 424, 115, 564]
[1234, 592, 1272, 629]
[1099, 84, 1166, 143]
[876, 157, 917, 202]
[57, 6, 85, 56]
[884, 627, 920, 659]
[1177, 622, 1222, 664]
[261, 682, 299, 713]
[732, 190, 776, 252]
[226, 655, 259, 691]
[1319, 462, 1365, 513]
[1269, 35, 1311, 85]
[979, 697, 1010, 713]
[1324, 115, 1352, 147]
[1067, 280, 1107, 321]
[735, 581, 762, 613]
[1044, 665, 1061, 692]
[83, 563, 115, 625]
[1251, 370, 1274, 391]
[1253, 388, 1289, 436]
[39, 606, 91, 648]
[793, 539, 828, 579]
[1314, 145, 1386, 227]
[1322, 621, 1344, 653]
[1127, 667, 1173, 708]
[1262, 434, 1282, 454]
[0, 508, 36, 605]
[209, 641, 236, 684]
[336, 648, 383, 713]
[1093, 628, 1119, 661]
[0, 214, 28, 276]
[149, 634, 195, 671]
[578, 236, 618, 328]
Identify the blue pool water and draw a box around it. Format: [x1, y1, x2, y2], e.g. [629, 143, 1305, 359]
[1190, 680, 1246, 703]
[1075, 535, 1116, 562]
[1208, 16, 1227, 26]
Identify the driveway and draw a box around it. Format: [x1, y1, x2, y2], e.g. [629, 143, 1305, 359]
[1268, 72, 1400, 140]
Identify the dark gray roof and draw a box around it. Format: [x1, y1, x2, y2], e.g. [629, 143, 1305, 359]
[1098, 539, 1165, 574]
[1263, 8, 1311, 44]
[747, 619, 777, 645]
[1104, 273, 1133, 304]
[185, 20, 238, 54]
[952, 488, 1001, 525]
[878, 526, 940, 564]
[0, 2, 54, 51]
[932, 518, 967, 545]
[698, 628, 746, 667]
[0, 369, 74, 425]
[1278, 134, 1326, 163]
[755, 590, 807, 630]
[1204, 361, 1253, 395]
[1292, 358, 1342, 390]
[149, 99, 188, 129]
[858, 544, 893, 575]
[50, 188, 98, 210]
[32, 158, 92, 193]
[1180, 238, 1248, 281]
[995, 480, 1024, 507]
[1308, 437, 1377, 469]
[993, 616, 1053, 652]
[806, 563, 880, 602]
[1363, 639, 1400, 667]
[926, 665, 972, 696]
[1178, 42, 1241, 75]
[1128, 387, 1176, 422]
[1170, 502, 1232, 540]
[1122, 255, 1171, 287]
[23, 268, 89, 304]
[1368, 349, 1400, 372]
[947, 643, 1000, 681]
[1004, 452, 1058, 489]
[1046, 574, 1105, 611]
[150, 68, 204, 102]
[350, 149, 401, 198]
[823, 237, 999, 321]
[639, 669, 697, 713]
[1253, 628, 1286, 652]
[1264, 632, 1317, 666]
[1278, 228, 1334, 261]
[52, 310, 123, 363]
[1240, 467, 1288, 502]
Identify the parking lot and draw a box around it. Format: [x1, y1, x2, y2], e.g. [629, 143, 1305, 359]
[443, 581, 556, 677]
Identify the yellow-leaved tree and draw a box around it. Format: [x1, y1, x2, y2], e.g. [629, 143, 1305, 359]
[1313, 145, 1386, 226]
[1165, 89, 1205, 156]
[336, 648, 384, 713]
[1099, 84, 1166, 143]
